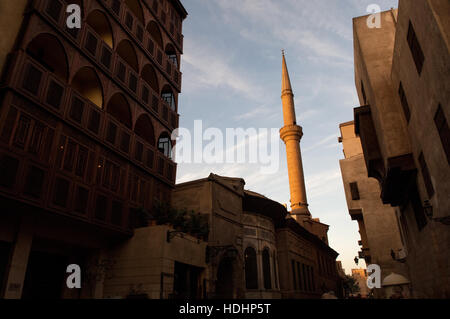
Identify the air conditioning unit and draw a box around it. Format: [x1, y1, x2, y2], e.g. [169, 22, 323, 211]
[391, 247, 408, 263]
[397, 247, 407, 260]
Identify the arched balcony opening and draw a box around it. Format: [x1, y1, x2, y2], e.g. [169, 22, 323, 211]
[141, 64, 159, 93]
[157, 132, 172, 158]
[106, 93, 132, 128]
[165, 43, 178, 67]
[117, 40, 139, 72]
[161, 85, 176, 111]
[71, 67, 103, 108]
[135, 115, 155, 146]
[26, 33, 68, 82]
[262, 248, 272, 290]
[86, 10, 114, 48]
[245, 247, 258, 289]
[125, 0, 145, 24]
[146, 21, 163, 48]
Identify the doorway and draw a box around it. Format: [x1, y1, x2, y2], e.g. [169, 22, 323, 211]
[216, 257, 234, 298]
[22, 250, 68, 299]
[173, 262, 203, 299]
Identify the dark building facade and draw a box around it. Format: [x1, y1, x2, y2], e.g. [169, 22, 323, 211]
[0, 0, 187, 298]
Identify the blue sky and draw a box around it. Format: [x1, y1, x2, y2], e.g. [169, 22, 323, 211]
[176, 0, 398, 274]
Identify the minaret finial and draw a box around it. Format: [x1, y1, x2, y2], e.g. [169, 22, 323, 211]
[282, 49, 285, 56]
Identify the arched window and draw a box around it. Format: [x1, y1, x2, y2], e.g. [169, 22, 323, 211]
[71, 67, 103, 108]
[86, 10, 114, 48]
[135, 115, 155, 146]
[26, 33, 68, 81]
[157, 132, 172, 158]
[141, 64, 159, 93]
[125, 0, 144, 24]
[117, 40, 139, 72]
[244, 247, 258, 289]
[161, 85, 176, 111]
[106, 93, 132, 128]
[146, 21, 163, 48]
[262, 248, 272, 289]
[165, 43, 178, 67]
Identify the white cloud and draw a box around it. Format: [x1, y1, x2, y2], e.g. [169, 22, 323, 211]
[181, 39, 265, 102]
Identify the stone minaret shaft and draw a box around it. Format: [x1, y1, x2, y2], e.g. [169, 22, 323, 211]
[279, 53, 311, 221]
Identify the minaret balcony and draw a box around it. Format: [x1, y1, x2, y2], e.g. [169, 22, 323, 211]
[280, 125, 303, 142]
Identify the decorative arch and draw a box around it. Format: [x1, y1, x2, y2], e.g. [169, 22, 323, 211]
[125, 0, 145, 24]
[244, 247, 258, 289]
[146, 21, 163, 48]
[106, 93, 132, 128]
[86, 10, 114, 48]
[165, 43, 178, 67]
[117, 39, 139, 72]
[141, 64, 159, 93]
[26, 33, 68, 81]
[161, 84, 176, 111]
[262, 248, 272, 290]
[71, 67, 103, 108]
[157, 131, 172, 158]
[134, 114, 155, 146]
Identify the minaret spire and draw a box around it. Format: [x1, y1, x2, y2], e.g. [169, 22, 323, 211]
[279, 52, 311, 223]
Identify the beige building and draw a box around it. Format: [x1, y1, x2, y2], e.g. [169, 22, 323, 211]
[172, 173, 341, 299]
[350, 0, 449, 298]
[339, 121, 408, 298]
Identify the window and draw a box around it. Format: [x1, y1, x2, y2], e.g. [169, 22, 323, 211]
[296, 262, 302, 291]
[245, 247, 258, 289]
[398, 82, 411, 122]
[434, 104, 450, 164]
[350, 182, 360, 200]
[167, 54, 178, 67]
[262, 248, 271, 290]
[407, 21, 425, 75]
[158, 133, 172, 158]
[161, 92, 175, 110]
[418, 153, 434, 198]
[291, 260, 297, 290]
[410, 184, 427, 231]
[0, 155, 19, 188]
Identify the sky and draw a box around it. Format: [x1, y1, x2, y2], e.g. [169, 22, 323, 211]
[175, 0, 399, 274]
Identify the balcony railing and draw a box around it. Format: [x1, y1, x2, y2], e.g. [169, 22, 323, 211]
[97, 0, 183, 90]
[36, 0, 181, 128]
[6, 50, 177, 186]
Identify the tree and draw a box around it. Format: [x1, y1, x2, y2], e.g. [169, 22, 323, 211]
[343, 275, 360, 297]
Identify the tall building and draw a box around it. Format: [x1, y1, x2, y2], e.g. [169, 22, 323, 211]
[0, 0, 187, 298]
[350, 0, 449, 298]
[338, 121, 408, 298]
[280, 53, 329, 243]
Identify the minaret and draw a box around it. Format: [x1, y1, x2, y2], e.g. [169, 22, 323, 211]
[279, 52, 311, 223]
